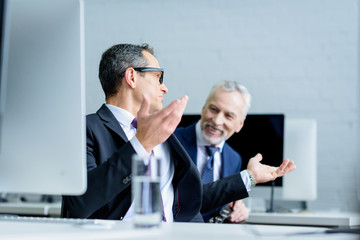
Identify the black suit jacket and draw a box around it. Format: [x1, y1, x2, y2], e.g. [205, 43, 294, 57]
[62, 105, 247, 221]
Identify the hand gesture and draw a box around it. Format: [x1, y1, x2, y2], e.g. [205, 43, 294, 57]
[136, 95, 188, 153]
[247, 153, 296, 184]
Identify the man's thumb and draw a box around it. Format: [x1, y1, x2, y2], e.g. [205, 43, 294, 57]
[254, 153, 263, 162]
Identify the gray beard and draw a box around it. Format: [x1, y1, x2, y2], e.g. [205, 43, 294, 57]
[201, 130, 226, 146]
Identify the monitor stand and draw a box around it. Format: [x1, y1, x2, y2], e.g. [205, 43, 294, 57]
[266, 181, 275, 212]
[266, 181, 308, 213]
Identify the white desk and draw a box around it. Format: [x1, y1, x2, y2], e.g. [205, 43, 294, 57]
[247, 211, 360, 227]
[0, 220, 358, 240]
[0, 202, 61, 217]
[1, 203, 358, 228]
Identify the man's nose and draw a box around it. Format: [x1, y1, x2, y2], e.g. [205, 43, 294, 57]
[212, 113, 224, 125]
[161, 83, 168, 94]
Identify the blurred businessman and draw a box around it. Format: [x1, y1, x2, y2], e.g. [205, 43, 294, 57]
[176, 80, 281, 223]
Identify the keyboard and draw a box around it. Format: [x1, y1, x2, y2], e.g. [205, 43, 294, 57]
[0, 214, 116, 227]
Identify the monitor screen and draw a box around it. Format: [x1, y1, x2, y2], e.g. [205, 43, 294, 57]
[0, 0, 86, 195]
[177, 114, 284, 186]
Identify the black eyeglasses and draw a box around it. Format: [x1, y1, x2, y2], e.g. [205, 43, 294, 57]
[119, 67, 164, 84]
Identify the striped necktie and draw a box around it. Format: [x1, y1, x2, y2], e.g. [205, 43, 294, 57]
[201, 146, 220, 184]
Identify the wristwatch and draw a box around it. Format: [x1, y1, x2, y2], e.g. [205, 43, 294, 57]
[246, 170, 256, 187]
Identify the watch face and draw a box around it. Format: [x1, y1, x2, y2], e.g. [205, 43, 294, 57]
[246, 170, 256, 187]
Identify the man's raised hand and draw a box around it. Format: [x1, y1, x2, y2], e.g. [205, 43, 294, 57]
[136, 95, 188, 153]
[246, 153, 296, 184]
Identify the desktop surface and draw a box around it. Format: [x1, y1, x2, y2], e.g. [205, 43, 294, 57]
[2, 201, 358, 228]
[247, 211, 360, 228]
[0, 220, 358, 240]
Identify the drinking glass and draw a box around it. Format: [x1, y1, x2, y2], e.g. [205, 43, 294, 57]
[132, 154, 162, 228]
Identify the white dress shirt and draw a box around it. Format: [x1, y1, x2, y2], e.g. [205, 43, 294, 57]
[194, 121, 252, 191]
[195, 121, 225, 181]
[105, 104, 175, 222]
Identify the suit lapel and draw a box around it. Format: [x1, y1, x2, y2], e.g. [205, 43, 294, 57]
[221, 144, 234, 178]
[178, 124, 198, 165]
[221, 148, 227, 178]
[167, 134, 202, 221]
[97, 104, 128, 142]
[167, 134, 191, 169]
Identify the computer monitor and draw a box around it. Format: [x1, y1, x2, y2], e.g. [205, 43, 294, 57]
[0, 0, 5, 125]
[0, 0, 86, 195]
[282, 119, 317, 201]
[177, 114, 285, 186]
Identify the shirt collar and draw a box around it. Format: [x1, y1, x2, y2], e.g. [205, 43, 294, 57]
[195, 120, 225, 151]
[105, 104, 135, 128]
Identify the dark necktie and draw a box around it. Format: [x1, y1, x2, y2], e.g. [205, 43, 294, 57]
[131, 117, 137, 129]
[132, 117, 166, 222]
[201, 146, 220, 184]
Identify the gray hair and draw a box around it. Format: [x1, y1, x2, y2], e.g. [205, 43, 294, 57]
[206, 80, 251, 119]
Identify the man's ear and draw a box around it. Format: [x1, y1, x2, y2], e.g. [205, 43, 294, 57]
[201, 105, 205, 116]
[124, 68, 136, 88]
[235, 119, 245, 133]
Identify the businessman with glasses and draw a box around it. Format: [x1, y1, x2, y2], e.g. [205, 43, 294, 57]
[62, 43, 296, 222]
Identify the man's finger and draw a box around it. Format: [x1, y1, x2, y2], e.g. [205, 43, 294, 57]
[278, 158, 290, 172]
[251, 153, 262, 163]
[159, 96, 188, 126]
[276, 159, 296, 177]
[284, 160, 296, 173]
[155, 95, 188, 120]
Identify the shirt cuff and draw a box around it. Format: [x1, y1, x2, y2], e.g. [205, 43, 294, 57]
[129, 136, 151, 160]
[240, 170, 252, 192]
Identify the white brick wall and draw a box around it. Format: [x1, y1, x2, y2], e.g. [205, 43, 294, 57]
[84, 0, 359, 212]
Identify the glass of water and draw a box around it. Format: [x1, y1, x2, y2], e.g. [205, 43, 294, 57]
[132, 154, 162, 228]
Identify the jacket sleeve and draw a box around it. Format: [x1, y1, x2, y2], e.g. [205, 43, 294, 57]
[62, 135, 135, 218]
[201, 173, 249, 213]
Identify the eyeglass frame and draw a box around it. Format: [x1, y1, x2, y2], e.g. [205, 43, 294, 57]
[119, 67, 164, 84]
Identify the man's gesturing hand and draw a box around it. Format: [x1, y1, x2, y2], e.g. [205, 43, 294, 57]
[136, 95, 189, 153]
[246, 153, 296, 184]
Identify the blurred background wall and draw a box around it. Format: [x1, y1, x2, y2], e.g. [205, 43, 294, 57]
[84, 0, 359, 212]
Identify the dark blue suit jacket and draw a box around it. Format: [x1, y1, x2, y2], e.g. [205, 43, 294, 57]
[175, 122, 245, 221]
[62, 105, 247, 222]
[175, 123, 242, 178]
